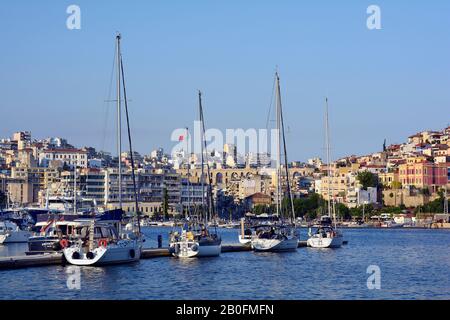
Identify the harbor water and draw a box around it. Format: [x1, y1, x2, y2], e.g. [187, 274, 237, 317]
[1, 227, 449, 300]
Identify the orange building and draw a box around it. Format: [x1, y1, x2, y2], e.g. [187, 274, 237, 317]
[399, 156, 447, 192]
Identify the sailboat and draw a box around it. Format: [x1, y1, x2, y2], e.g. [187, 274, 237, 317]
[169, 91, 222, 258]
[64, 33, 142, 265]
[251, 72, 298, 252]
[307, 98, 344, 248]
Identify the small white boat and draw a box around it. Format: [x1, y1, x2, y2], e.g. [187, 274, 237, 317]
[380, 220, 404, 228]
[307, 99, 344, 249]
[307, 224, 344, 248]
[170, 224, 221, 258]
[251, 225, 298, 252]
[0, 220, 33, 244]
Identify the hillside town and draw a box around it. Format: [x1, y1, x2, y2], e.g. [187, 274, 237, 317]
[1, 127, 449, 225]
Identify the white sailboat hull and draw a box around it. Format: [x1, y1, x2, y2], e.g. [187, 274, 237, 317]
[0, 230, 33, 244]
[63, 240, 141, 266]
[307, 234, 343, 248]
[170, 240, 200, 258]
[170, 240, 221, 258]
[252, 237, 298, 252]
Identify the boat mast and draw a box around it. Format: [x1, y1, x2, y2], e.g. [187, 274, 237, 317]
[325, 98, 336, 228]
[116, 33, 123, 210]
[198, 92, 215, 225]
[199, 91, 206, 224]
[119, 35, 141, 235]
[275, 73, 282, 218]
[276, 73, 296, 223]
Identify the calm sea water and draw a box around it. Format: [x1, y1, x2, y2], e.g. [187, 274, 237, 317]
[1, 227, 449, 300]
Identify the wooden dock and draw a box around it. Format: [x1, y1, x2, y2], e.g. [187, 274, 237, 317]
[0, 240, 348, 270]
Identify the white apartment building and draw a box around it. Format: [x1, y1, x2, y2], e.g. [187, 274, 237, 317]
[39, 148, 88, 168]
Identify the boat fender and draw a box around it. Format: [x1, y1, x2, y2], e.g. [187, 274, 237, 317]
[191, 244, 198, 252]
[60, 239, 69, 248]
[72, 251, 80, 260]
[86, 252, 95, 260]
[129, 249, 135, 258]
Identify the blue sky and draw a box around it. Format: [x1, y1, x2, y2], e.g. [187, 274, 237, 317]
[0, 0, 449, 161]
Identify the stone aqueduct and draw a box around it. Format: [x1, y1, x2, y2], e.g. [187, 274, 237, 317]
[176, 167, 315, 186]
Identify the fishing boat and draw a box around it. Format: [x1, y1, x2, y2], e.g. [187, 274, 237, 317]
[169, 92, 221, 258]
[0, 220, 33, 244]
[251, 72, 298, 252]
[64, 33, 142, 266]
[307, 98, 344, 249]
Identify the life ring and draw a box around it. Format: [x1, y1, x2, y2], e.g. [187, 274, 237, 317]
[60, 239, 69, 248]
[191, 244, 199, 252]
[98, 239, 108, 247]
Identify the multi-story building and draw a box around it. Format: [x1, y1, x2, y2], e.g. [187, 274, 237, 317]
[180, 180, 204, 212]
[39, 148, 88, 168]
[399, 156, 448, 192]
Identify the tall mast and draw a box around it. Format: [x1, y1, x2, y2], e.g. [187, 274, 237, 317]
[325, 98, 336, 228]
[119, 36, 141, 235]
[277, 73, 296, 223]
[198, 92, 214, 225]
[199, 91, 206, 223]
[116, 33, 123, 209]
[275, 73, 282, 218]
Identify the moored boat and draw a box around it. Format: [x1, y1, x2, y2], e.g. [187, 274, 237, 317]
[63, 219, 141, 266]
[307, 216, 344, 248]
[307, 98, 344, 249]
[251, 224, 298, 252]
[0, 220, 33, 244]
[249, 72, 298, 253]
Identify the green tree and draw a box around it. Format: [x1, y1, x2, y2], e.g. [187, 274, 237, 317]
[336, 203, 351, 220]
[253, 205, 270, 215]
[356, 171, 378, 190]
